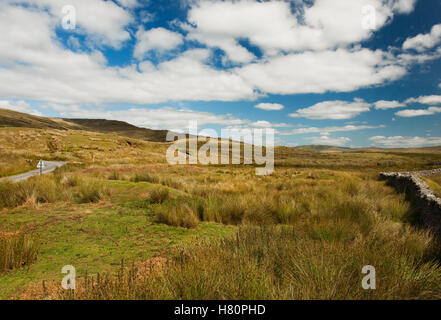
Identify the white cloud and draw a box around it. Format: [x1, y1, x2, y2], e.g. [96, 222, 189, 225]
[55, 106, 247, 132]
[187, 32, 255, 64]
[280, 124, 384, 135]
[237, 49, 407, 95]
[254, 103, 285, 111]
[0, 4, 254, 104]
[289, 99, 371, 120]
[396, 49, 441, 65]
[134, 27, 183, 60]
[67, 36, 82, 50]
[405, 95, 441, 105]
[403, 24, 441, 52]
[395, 107, 441, 117]
[184, 0, 409, 61]
[374, 100, 405, 109]
[391, 0, 417, 14]
[10, 0, 134, 49]
[0, 100, 41, 116]
[40, 103, 82, 113]
[115, 0, 139, 9]
[0, 1, 426, 106]
[43, 104, 289, 132]
[306, 135, 351, 146]
[369, 135, 441, 148]
[0, 3, 251, 104]
[250, 120, 290, 128]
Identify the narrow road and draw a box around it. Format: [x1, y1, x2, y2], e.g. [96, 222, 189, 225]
[0, 161, 66, 183]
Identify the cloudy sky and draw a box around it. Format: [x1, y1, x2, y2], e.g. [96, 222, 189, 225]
[1, 0, 441, 148]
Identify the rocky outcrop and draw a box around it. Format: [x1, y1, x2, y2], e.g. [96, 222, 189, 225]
[380, 169, 441, 235]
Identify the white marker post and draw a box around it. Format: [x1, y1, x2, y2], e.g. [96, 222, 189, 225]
[37, 160, 46, 175]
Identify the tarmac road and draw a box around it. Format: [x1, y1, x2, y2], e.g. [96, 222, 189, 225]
[0, 161, 67, 183]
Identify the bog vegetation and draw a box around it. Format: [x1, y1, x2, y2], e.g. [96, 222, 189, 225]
[1, 124, 441, 299]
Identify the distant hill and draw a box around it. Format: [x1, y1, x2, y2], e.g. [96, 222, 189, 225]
[2, 108, 441, 152]
[0, 108, 176, 142]
[62, 118, 172, 143]
[357, 146, 441, 154]
[296, 145, 352, 152]
[296, 144, 441, 154]
[0, 108, 80, 130]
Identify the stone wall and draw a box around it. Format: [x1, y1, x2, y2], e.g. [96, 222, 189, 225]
[397, 168, 441, 177]
[380, 169, 441, 235]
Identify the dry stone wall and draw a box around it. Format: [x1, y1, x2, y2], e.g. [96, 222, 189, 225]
[380, 169, 441, 235]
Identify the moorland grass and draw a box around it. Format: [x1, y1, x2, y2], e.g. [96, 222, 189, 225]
[0, 174, 109, 208]
[2, 144, 441, 299]
[421, 174, 441, 198]
[0, 127, 170, 177]
[61, 224, 441, 300]
[0, 232, 39, 273]
[36, 167, 441, 300]
[148, 188, 170, 204]
[130, 172, 183, 189]
[0, 154, 35, 178]
[156, 201, 199, 229]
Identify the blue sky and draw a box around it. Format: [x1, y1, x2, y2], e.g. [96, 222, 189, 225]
[1, 0, 441, 148]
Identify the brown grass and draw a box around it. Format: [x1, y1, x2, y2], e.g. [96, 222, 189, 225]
[1, 124, 441, 300]
[26, 168, 437, 300]
[0, 174, 110, 209]
[156, 201, 199, 229]
[0, 231, 39, 273]
[421, 174, 441, 198]
[57, 225, 441, 300]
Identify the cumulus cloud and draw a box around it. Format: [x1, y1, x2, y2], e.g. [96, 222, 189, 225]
[250, 120, 290, 128]
[254, 103, 285, 111]
[306, 135, 351, 146]
[395, 107, 441, 117]
[0, 0, 426, 107]
[374, 100, 405, 109]
[403, 24, 441, 52]
[43, 104, 289, 132]
[369, 135, 441, 148]
[391, 0, 417, 14]
[185, 0, 410, 60]
[56, 106, 247, 132]
[0, 100, 41, 116]
[237, 49, 407, 95]
[280, 125, 384, 135]
[134, 27, 183, 60]
[0, 4, 254, 105]
[289, 99, 371, 120]
[405, 95, 441, 105]
[9, 0, 134, 49]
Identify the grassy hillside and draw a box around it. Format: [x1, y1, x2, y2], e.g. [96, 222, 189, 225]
[298, 144, 441, 155]
[2, 108, 441, 300]
[1, 125, 441, 178]
[0, 126, 170, 177]
[0, 108, 175, 143]
[1, 163, 441, 299]
[296, 145, 352, 152]
[62, 118, 173, 143]
[0, 108, 79, 130]
[358, 146, 441, 154]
